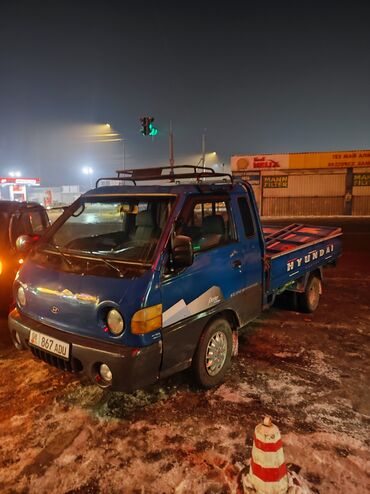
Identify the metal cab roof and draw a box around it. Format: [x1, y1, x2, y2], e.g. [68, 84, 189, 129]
[83, 181, 250, 198]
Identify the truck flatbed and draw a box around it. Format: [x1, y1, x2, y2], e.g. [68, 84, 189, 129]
[262, 223, 342, 293]
[262, 223, 342, 255]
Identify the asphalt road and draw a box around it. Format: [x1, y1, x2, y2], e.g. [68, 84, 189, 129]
[0, 222, 369, 493]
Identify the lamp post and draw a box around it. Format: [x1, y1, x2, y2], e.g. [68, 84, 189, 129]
[197, 129, 207, 170]
[103, 123, 125, 170]
[82, 166, 94, 188]
[9, 171, 22, 177]
[82, 123, 125, 172]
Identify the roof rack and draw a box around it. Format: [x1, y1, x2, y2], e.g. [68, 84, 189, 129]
[95, 165, 233, 188]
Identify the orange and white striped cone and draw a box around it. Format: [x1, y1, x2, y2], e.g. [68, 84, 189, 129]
[247, 416, 288, 494]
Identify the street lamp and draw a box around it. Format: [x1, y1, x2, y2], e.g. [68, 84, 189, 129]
[9, 171, 22, 177]
[104, 123, 125, 170]
[81, 123, 125, 170]
[82, 166, 94, 188]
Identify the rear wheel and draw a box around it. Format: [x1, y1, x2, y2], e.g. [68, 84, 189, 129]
[192, 318, 232, 388]
[298, 275, 321, 313]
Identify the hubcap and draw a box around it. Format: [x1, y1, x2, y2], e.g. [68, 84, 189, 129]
[205, 331, 228, 376]
[308, 279, 320, 308]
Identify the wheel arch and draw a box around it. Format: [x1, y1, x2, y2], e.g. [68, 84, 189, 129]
[191, 310, 235, 388]
[289, 267, 323, 294]
[190, 308, 240, 363]
[207, 308, 240, 331]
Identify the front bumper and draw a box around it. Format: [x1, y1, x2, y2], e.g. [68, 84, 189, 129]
[8, 308, 162, 392]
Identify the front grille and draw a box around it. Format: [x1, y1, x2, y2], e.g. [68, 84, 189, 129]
[30, 346, 82, 372]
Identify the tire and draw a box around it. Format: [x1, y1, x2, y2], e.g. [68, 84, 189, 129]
[298, 275, 321, 313]
[192, 318, 232, 388]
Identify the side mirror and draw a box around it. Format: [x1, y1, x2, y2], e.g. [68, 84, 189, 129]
[172, 235, 193, 268]
[15, 234, 40, 254]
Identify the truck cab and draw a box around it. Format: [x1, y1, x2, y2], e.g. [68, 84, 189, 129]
[0, 201, 50, 310]
[8, 167, 342, 391]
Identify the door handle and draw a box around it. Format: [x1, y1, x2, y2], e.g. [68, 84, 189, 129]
[232, 259, 242, 269]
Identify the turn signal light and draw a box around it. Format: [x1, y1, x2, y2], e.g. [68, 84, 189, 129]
[0, 260, 2, 275]
[131, 304, 162, 334]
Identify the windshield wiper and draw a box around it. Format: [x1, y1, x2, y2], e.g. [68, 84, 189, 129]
[97, 257, 124, 277]
[40, 241, 124, 277]
[42, 242, 74, 268]
[84, 249, 124, 277]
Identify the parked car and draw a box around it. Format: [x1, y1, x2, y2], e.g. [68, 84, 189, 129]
[0, 201, 50, 310]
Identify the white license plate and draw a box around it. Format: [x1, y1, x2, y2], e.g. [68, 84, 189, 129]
[29, 330, 70, 360]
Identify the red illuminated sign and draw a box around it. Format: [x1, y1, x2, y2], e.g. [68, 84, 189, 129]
[253, 157, 280, 169]
[0, 177, 40, 186]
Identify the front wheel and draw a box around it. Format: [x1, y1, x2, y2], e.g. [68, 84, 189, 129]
[192, 318, 232, 388]
[298, 275, 321, 313]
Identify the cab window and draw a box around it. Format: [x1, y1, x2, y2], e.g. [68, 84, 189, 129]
[179, 198, 236, 252]
[29, 211, 48, 234]
[237, 197, 256, 237]
[10, 210, 48, 245]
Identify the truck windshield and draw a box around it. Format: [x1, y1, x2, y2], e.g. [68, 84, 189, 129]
[44, 196, 174, 265]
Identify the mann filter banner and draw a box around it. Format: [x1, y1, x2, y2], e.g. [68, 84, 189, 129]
[231, 150, 370, 171]
[263, 176, 288, 188]
[353, 173, 370, 186]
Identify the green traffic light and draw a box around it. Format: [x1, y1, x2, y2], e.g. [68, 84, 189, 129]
[149, 123, 158, 136]
[140, 117, 158, 136]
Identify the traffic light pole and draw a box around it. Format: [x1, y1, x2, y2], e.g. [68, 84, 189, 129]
[122, 138, 125, 170]
[201, 130, 206, 170]
[169, 120, 175, 181]
[197, 129, 206, 169]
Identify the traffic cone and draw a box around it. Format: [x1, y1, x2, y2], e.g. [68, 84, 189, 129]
[247, 416, 288, 494]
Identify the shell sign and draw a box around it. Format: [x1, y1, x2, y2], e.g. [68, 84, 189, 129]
[231, 150, 370, 171]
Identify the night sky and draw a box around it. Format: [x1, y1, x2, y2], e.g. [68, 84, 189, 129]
[0, 1, 369, 186]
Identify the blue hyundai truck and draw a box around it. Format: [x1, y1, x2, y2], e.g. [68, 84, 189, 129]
[8, 166, 342, 391]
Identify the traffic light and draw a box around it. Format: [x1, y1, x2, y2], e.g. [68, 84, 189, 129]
[148, 120, 158, 136]
[140, 117, 150, 136]
[140, 117, 158, 136]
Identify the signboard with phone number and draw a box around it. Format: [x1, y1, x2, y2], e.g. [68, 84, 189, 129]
[353, 173, 370, 187]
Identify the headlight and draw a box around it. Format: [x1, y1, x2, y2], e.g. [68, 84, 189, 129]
[106, 309, 124, 335]
[17, 286, 26, 307]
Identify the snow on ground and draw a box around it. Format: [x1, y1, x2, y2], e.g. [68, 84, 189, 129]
[284, 432, 370, 494]
[0, 247, 369, 493]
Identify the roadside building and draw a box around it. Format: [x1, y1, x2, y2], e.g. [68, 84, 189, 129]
[27, 185, 81, 208]
[0, 177, 40, 202]
[231, 150, 370, 216]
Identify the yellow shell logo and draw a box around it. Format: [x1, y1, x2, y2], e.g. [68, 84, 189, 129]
[236, 158, 249, 170]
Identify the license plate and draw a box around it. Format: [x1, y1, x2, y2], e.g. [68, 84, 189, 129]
[29, 330, 70, 360]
